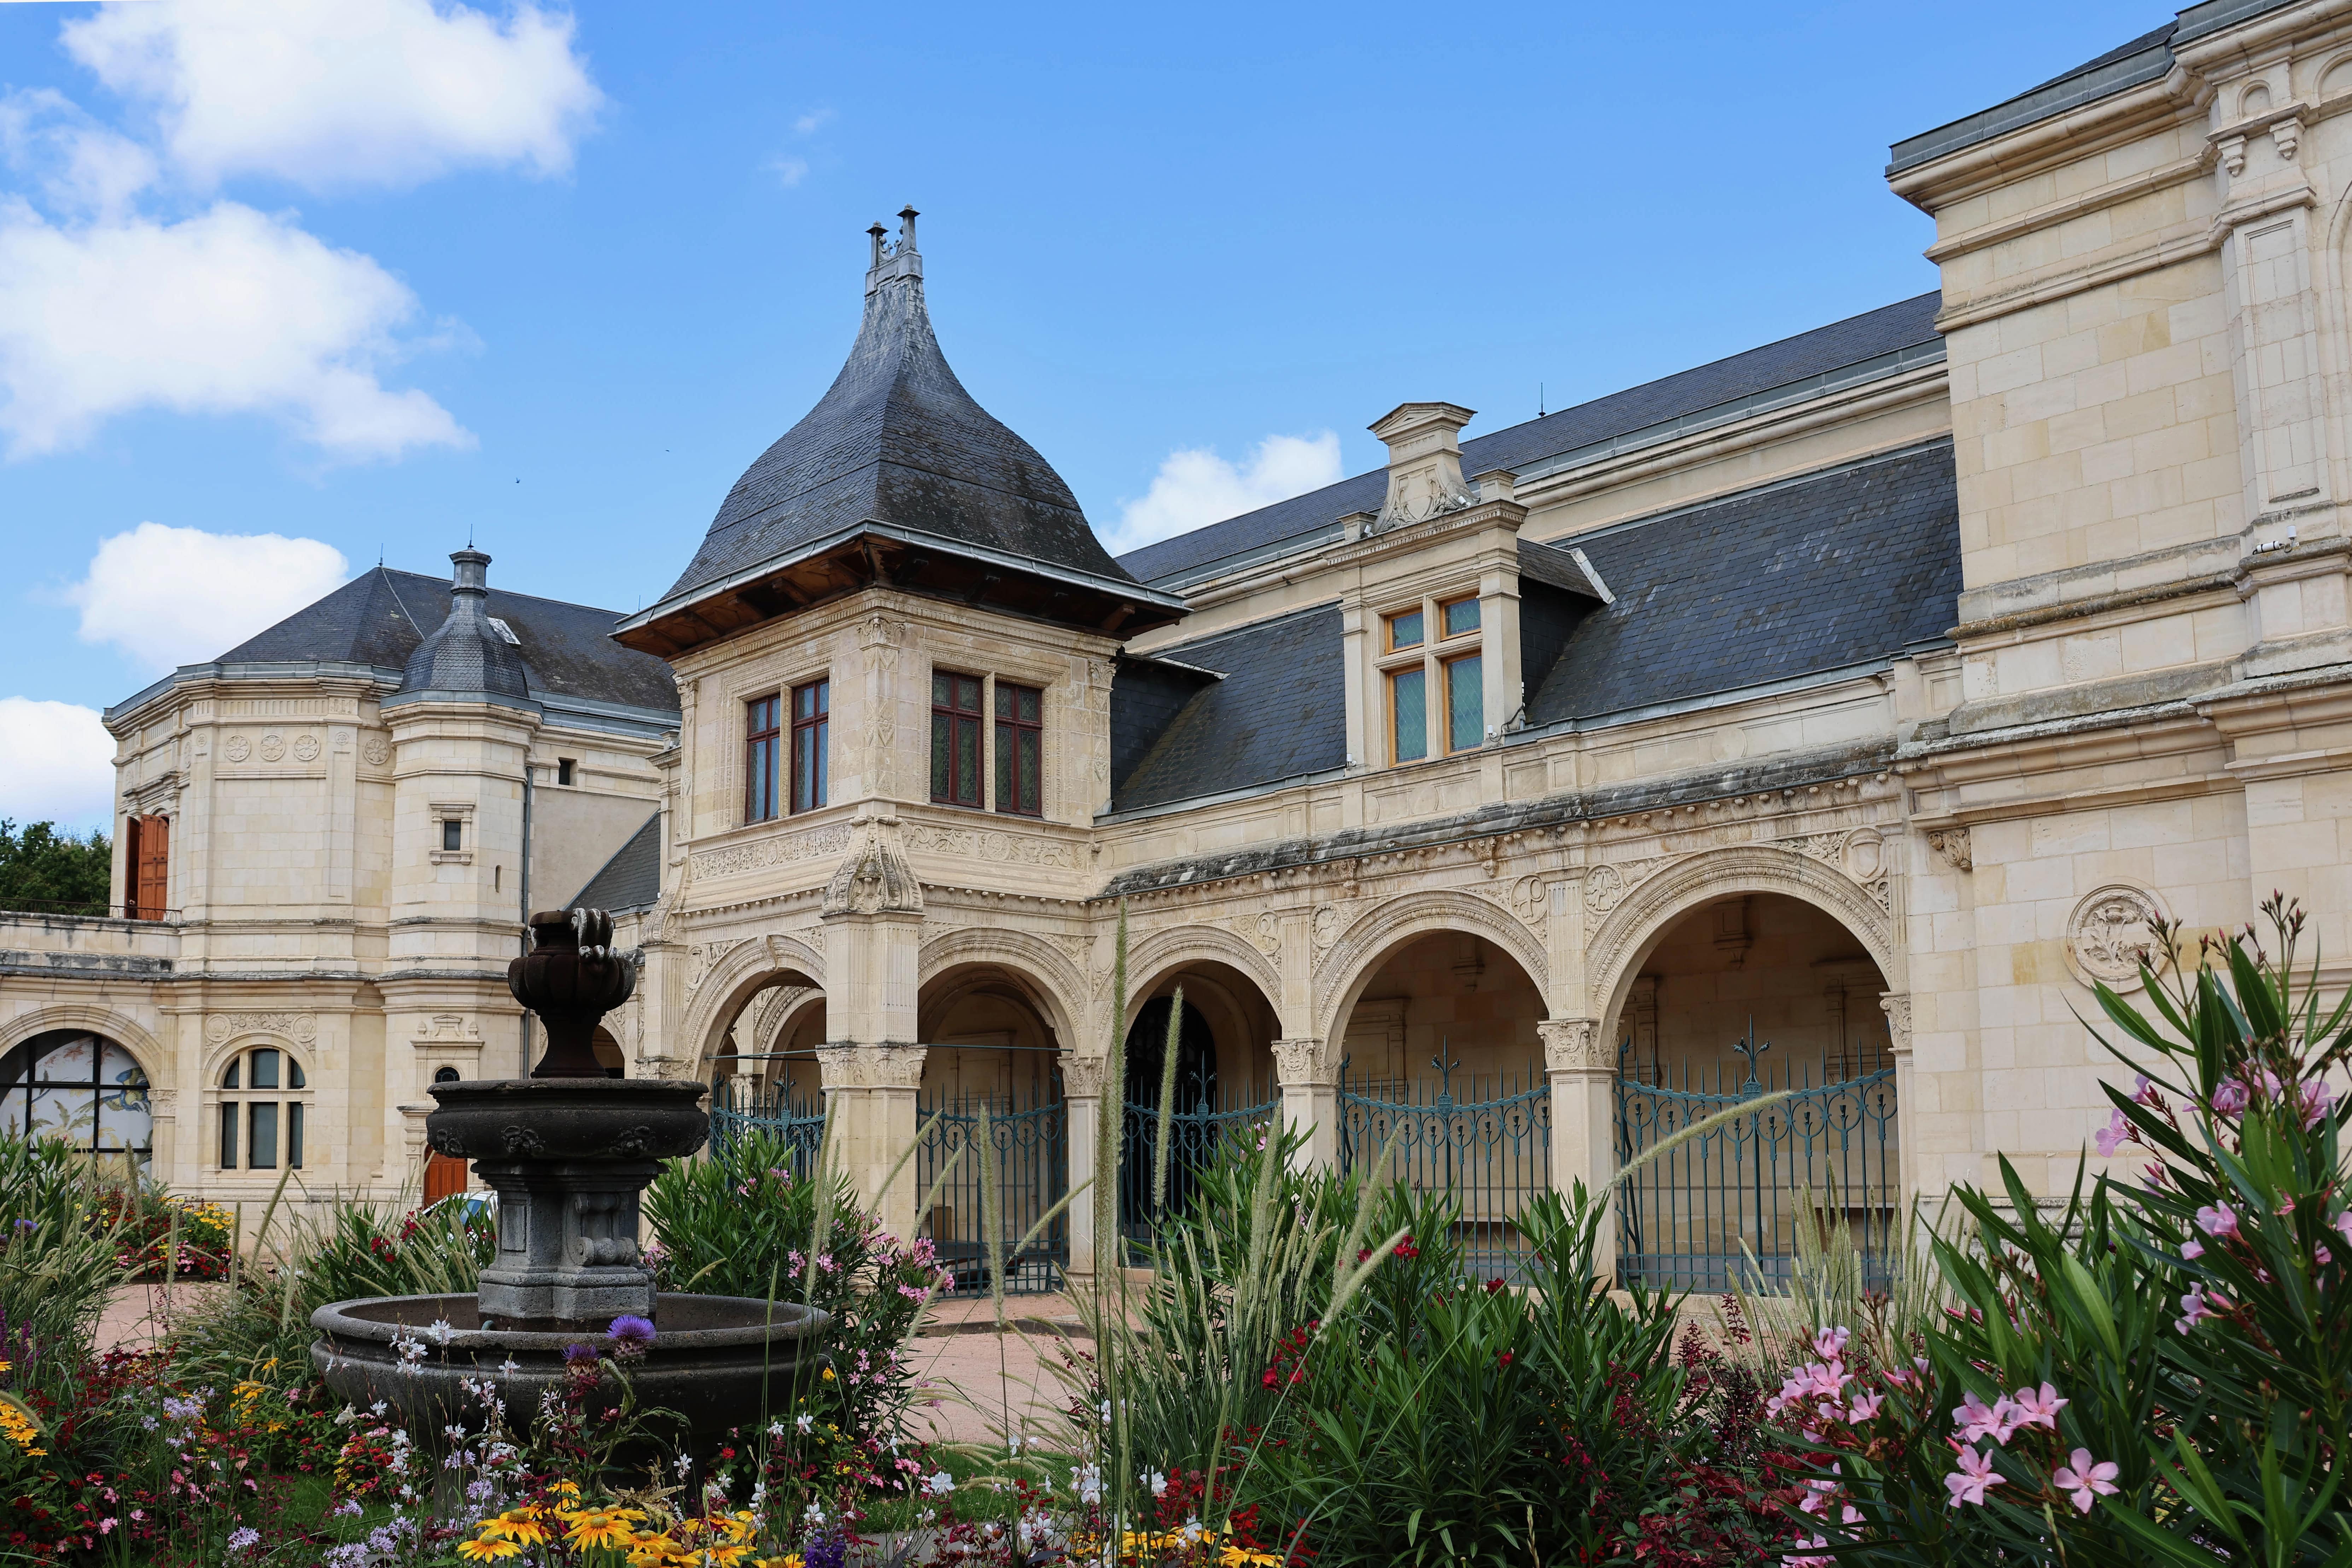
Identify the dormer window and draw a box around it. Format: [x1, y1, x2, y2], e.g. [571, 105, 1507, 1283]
[486, 616, 521, 646]
[1378, 589, 1488, 764]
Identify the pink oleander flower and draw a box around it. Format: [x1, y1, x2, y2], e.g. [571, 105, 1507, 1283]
[2196, 1204, 2239, 1238]
[2176, 1289, 2224, 1334]
[1945, 1446, 2004, 1507]
[2094, 1108, 2134, 1158]
[2052, 1449, 2120, 1513]
[2009, 1382, 2066, 1432]
[2254, 1066, 2284, 1100]
[2336, 1212, 2352, 1246]
[1952, 1392, 2019, 1444]
[2296, 1078, 2335, 1130]
[2182, 1238, 2205, 1260]
[2212, 1079, 2249, 1116]
[1798, 1478, 1838, 1516]
[2132, 1073, 2158, 1106]
[1782, 1535, 1833, 1568]
[1846, 1391, 1885, 1423]
[1811, 1327, 1851, 1362]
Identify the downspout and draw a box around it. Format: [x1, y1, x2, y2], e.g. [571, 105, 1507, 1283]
[518, 763, 534, 1076]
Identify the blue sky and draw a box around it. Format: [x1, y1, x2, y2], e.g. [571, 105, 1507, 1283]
[1, 0, 2170, 829]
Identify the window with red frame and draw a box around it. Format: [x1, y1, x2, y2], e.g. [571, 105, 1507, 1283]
[994, 682, 1043, 816]
[930, 673, 983, 806]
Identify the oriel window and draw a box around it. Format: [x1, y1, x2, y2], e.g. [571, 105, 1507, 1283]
[994, 683, 1043, 817]
[745, 694, 782, 823]
[790, 680, 829, 814]
[930, 674, 984, 807]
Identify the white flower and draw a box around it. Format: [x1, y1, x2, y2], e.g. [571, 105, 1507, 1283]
[227, 1527, 260, 1553]
[768, 1420, 786, 1438]
[1146, 1470, 1168, 1498]
[926, 1470, 955, 1496]
[428, 1319, 455, 1345]
[673, 1453, 694, 1478]
[805, 1503, 827, 1525]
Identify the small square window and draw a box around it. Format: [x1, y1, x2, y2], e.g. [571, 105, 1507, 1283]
[1387, 610, 1424, 651]
[1442, 597, 1481, 637]
[442, 819, 462, 852]
[556, 758, 575, 787]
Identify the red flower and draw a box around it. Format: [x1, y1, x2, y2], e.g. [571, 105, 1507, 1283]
[1499, 1352, 1514, 1366]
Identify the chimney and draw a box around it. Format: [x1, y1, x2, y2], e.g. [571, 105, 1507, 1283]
[1368, 402, 1477, 527]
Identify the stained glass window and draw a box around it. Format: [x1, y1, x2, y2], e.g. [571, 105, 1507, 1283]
[0, 1031, 151, 1160]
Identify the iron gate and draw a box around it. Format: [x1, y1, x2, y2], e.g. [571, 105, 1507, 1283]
[1337, 1063, 1551, 1282]
[707, 1078, 825, 1172]
[1119, 1091, 1279, 1253]
[1613, 1034, 1898, 1293]
[915, 1090, 1069, 1296]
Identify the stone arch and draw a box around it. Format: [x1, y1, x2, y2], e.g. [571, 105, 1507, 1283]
[1584, 843, 1899, 1042]
[679, 932, 827, 1078]
[1313, 888, 1552, 1045]
[917, 926, 1087, 1045]
[1124, 923, 1287, 1035]
[0, 1004, 167, 1072]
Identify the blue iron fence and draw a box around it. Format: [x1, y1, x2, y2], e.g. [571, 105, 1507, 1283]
[1613, 1032, 1898, 1294]
[707, 1077, 825, 1171]
[915, 1090, 1069, 1296]
[1337, 1062, 1552, 1283]
[1119, 1090, 1280, 1255]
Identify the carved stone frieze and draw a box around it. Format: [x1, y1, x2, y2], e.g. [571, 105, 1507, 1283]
[815, 1044, 927, 1089]
[205, 1011, 317, 1043]
[2065, 885, 2165, 991]
[901, 823, 1076, 869]
[691, 822, 854, 881]
[1539, 1017, 1608, 1073]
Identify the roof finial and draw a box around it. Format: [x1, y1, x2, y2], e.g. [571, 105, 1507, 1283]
[868, 221, 887, 268]
[898, 205, 918, 254]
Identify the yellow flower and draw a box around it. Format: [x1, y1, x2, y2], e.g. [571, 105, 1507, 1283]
[563, 1506, 646, 1550]
[1218, 1549, 1283, 1566]
[625, 1529, 687, 1568]
[697, 1543, 753, 1568]
[0, 1401, 43, 1455]
[456, 1538, 524, 1562]
[752, 1557, 804, 1568]
[819, 1366, 836, 1382]
[479, 1509, 553, 1546]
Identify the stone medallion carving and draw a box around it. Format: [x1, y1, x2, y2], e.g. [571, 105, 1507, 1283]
[2065, 885, 2166, 991]
[362, 736, 392, 768]
[1512, 874, 1546, 928]
[258, 732, 286, 763]
[1843, 829, 1884, 883]
[1584, 864, 1625, 915]
[223, 734, 251, 763]
[1311, 905, 1344, 954]
[292, 734, 321, 763]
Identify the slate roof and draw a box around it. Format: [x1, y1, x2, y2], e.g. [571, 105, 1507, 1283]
[1110, 602, 1347, 813]
[213, 564, 678, 715]
[1105, 442, 1961, 813]
[1115, 293, 1944, 587]
[388, 550, 532, 709]
[568, 811, 662, 912]
[656, 221, 1142, 610]
[1525, 441, 1962, 725]
[1887, 0, 2297, 174]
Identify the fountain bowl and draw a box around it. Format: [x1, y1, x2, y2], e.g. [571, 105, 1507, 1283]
[310, 1293, 826, 1445]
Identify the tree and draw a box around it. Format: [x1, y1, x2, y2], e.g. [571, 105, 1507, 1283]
[0, 821, 112, 915]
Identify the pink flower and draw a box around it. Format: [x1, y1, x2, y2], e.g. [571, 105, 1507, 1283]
[2196, 1204, 2239, 1238]
[2255, 1066, 2284, 1100]
[2296, 1078, 2335, 1130]
[1811, 1327, 1851, 1362]
[2052, 1448, 2120, 1513]
[1952, 1392, 2019, 1444]
[2336, 1212, 2352, 1247]
[2212, 1079, 2249, 1116]
[1945, 1446, 2004, 1507]
[2132, 1073, 2159, 1106]
[1845, 1391, 1885, 1423]
[1782, 1535, 1833, 1568]
[2094, 1109, 2134, 1158]
[1798, 1478, 1838, 1515]
[2181, 1238, 2205, 1260]
[2176, 1289, 2223, 1334]
[2009, 1382, 2067, 1432]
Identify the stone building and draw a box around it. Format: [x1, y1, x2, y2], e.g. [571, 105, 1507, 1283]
[7, 0, 2350, 1287]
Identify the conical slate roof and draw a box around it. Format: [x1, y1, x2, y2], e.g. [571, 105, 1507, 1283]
[384, 549, 533, 710]
[615, 211, 1184, 658]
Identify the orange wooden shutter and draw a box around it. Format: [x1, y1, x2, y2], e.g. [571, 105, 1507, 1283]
[422, 1151, 469, 1205]
[134, 816, 169, 920]
[121, 817, 143, 919]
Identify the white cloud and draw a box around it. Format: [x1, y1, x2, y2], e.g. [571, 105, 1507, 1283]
[768, 154, 809, 188]
[1109, 431, 1344, 554]
[792, 108, 834, 136]
[0, 698, 115, 831]
[0, 194, 473, 459]
[66, 521, 350, 673]
[60, 0, 603, 192]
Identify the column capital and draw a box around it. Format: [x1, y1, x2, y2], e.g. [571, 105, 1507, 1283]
[1271, 1037, 1335, 1088]
[1540, 1017, 1611, 1074]
[815, 1042, 927, 1089]
[1059, 1053, 1108, 1099]
[1878, 993, 1913, 1056]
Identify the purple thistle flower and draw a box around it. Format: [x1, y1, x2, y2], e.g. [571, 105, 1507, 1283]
[607, 1315, 656, 1358]
[563, 1342, 602, 1368]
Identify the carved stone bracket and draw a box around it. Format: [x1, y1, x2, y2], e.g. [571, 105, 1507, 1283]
[822, 814, 924, 917]
[1879, 993, 1913, 1056]
[1926, 828, 1973, 873]
[1271, 1038, 1334, 1088]
[815, 1043, 927, 1089]
[1540, 1018, 1610, 1074]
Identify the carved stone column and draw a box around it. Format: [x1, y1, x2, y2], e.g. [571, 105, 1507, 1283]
[1540, 1017, 1617, 1282]
[1880, 993, 1916, 1214]
[1058, 1054, 1104, 1283]
[818, 809, 928, 1234]
[816, 1043, 928, 1242]
[1272, 1038, 1337, 1171]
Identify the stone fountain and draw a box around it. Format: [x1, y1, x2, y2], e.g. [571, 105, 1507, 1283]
[310, 909, 823, 1444]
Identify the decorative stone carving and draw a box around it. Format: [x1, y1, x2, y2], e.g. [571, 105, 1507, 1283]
[1879, 993, 1912, 1055]
[1059, 1055, 1107, 1097]
[1926, 827, 1973, 872]
[1539, 1018, 1608, 1073]
[1584, 863, 1625, 915]
[690, 822, 853, 880]
[362, 736, 392, 767]
[2066, 885, 2166, 991]
[900, 823, 1076, 869]
[205, 1011, 317, 1043]
[1842, 829, 1884, 883]
[1271, 1038, 1333, 1086]
[2272, 113, 2303, 161]
[259, 732, 286, 763]
[822, 816, 923, 917]
[1243, 911, 1282, 957]
[223, 734, 251, 763]
[1512, 874, 1547, 927]
[1311, 905, 1344, 953]
[292, 734, 321, 763]
[687, 940, 744, 992]
[815, 1044, 927, 1089]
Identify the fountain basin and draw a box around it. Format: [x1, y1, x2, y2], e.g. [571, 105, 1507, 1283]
[310, 1292, 826, 1444]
